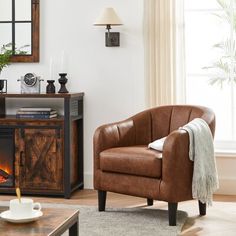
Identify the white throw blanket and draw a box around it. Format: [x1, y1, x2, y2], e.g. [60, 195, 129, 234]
[180, 118, 219, 205]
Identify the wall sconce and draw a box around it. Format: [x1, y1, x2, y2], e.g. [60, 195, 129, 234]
[94, 7, 123, 47]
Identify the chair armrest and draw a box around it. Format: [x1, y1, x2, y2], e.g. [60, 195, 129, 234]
[93, 119, 135, 170]
[160, 129, 193, 202]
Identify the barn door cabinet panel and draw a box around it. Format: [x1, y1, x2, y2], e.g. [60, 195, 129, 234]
[15, 128, 63, 192]
[0, 93, 84, 198]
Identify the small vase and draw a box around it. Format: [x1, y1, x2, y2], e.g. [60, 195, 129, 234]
[58, 73, 69, 93]
[0, 79, 7, 93]
[46, 80, 55, 94]
[0, 80, 4, 91]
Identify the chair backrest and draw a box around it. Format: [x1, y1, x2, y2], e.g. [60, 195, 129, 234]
[132, 105, 215, 145]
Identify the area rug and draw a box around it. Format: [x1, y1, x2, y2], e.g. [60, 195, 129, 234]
[0, 201, 187, 236]
[43, 203, 187, 236]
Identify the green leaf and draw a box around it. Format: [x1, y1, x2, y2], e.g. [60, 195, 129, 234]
[202, 0, 236, 88]
[0, 43, 30, 73]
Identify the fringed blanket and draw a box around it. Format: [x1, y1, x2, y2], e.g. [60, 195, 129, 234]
[180, 118, 219, 205]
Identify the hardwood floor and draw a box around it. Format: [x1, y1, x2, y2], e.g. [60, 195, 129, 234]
[0, 190, 236, 235]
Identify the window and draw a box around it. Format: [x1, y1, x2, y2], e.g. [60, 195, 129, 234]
[0, 0, 32, 55]
[0, 0, 40, 62]
[184, 0, 236, 150]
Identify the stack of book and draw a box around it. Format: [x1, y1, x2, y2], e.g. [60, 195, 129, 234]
[16, 107, 58, 119]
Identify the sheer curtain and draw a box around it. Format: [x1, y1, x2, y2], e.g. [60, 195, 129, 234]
[144, 0, 185, 107]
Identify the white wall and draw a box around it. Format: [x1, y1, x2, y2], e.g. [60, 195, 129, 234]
[1, 0, 145, 188]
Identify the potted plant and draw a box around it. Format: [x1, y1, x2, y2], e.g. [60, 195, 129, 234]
[0, 43, 12, 67]
[0, 43, 12, 92]
[0, 43, 12, 72]
[0, 43, 29, 92]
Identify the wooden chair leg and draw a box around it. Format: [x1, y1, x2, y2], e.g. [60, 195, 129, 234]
[98, 190, 107, 211]
[168, 202, 178, 226]
[198, 200, 206, 215]
[147, 198, 153, 206]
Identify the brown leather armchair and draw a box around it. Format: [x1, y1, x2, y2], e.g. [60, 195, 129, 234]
[93, 105, 215, 225]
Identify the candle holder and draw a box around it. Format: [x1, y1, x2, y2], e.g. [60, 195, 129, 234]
[58, 73, 68, 93]
[46, 80, 55, 94]
[0, 79, 7, 94]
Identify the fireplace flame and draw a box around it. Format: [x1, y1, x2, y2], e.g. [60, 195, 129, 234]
[0, 166, 11, 184]
[1, 168, 10, 174]
[0, 176, 7, 183]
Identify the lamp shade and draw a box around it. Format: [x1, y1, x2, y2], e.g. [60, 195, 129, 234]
[94, 7, 123, 26]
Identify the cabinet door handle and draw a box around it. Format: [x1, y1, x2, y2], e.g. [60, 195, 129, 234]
[20, 151, 25, 166]
[56, 128, 61, 139]
[20, 128, 25, 138]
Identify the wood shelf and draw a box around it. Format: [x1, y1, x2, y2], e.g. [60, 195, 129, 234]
[0, 115, 64, 122]
[0, 92, 84, 98]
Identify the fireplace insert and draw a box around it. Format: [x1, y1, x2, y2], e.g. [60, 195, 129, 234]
[0, 128, 14, 187]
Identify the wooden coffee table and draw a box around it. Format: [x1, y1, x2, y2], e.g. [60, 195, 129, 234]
[0, 206, 79, 236]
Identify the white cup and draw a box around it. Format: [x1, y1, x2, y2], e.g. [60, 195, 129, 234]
[9, 198, 41, 218]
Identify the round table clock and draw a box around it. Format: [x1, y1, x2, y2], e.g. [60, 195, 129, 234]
[18, 73, 43, 94]
[23, 73, 38, 87]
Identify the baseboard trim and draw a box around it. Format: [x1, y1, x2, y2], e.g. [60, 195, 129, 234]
[84, 172, 93, 189]
[216, 177, 236, 195]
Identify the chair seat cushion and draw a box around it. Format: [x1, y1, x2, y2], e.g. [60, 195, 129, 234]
[99, 145, 162, 178]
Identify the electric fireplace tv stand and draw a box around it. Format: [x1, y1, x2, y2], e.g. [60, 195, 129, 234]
[0, 93, 84, 198]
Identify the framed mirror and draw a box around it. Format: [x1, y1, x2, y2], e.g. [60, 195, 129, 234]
[0, 0, 40, 62]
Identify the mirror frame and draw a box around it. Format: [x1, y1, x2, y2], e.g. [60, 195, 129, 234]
[10, 0, 40, 62]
